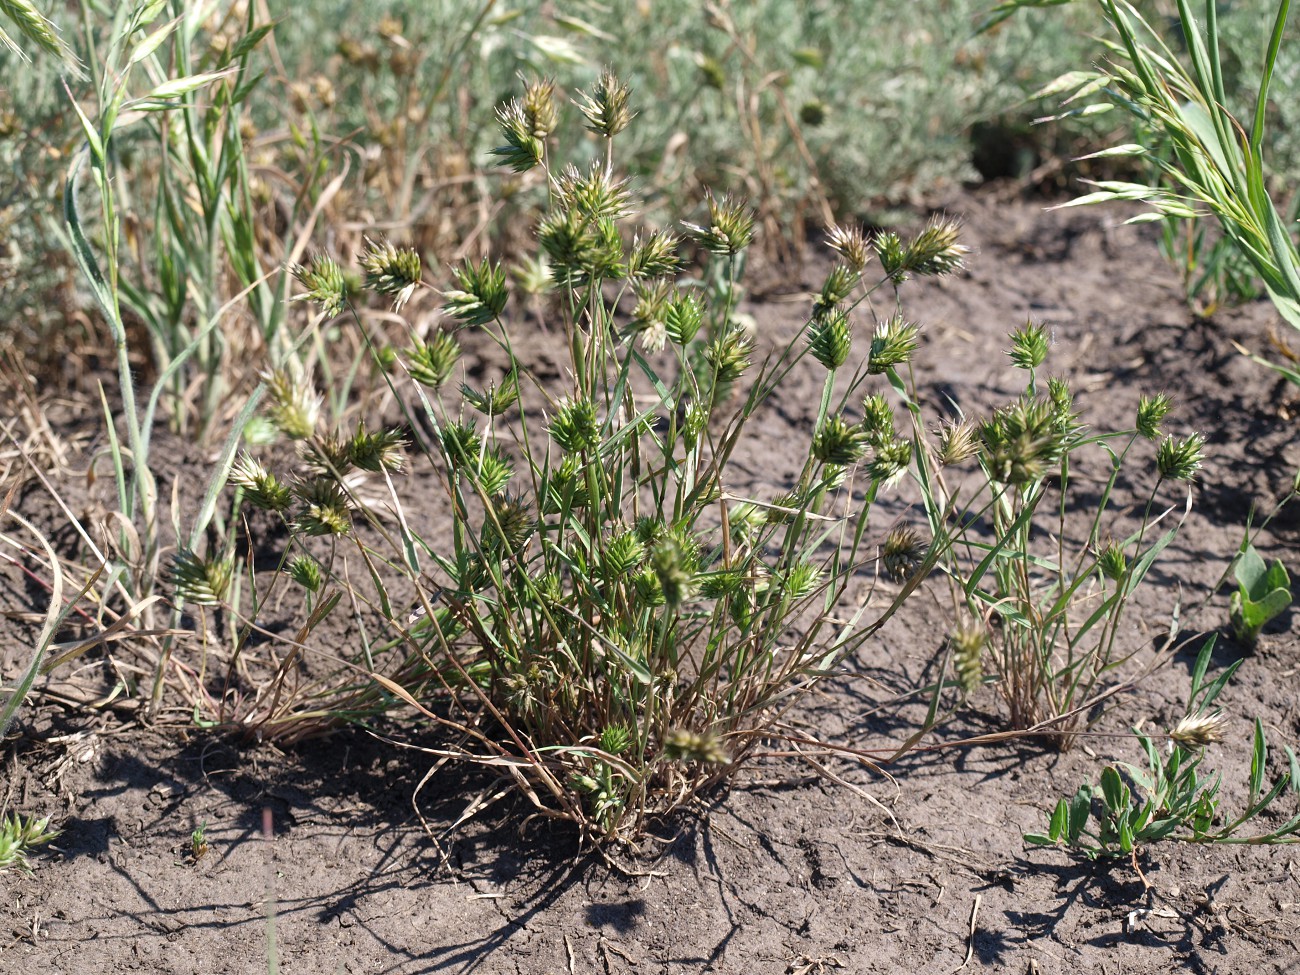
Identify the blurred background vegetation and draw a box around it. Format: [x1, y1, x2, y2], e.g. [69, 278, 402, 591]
[3, 0, 1298, 380]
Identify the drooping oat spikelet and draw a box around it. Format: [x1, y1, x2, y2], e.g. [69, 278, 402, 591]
[0, 0, 84, 78]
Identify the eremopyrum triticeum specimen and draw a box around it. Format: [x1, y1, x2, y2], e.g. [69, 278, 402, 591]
[1156, 433, 1206, 482]
[575, 68, 635, 138]
[261, 368, 321, 440]
[361, 237, 422, 310]
[290, 253, 350, 318]
[443, 259, 508, 326]
[1136, 392, 1173, 440]
[169, 549, 233, 606]
[868, 315, 920, 374]
[950, 619, 987, 694]
[807, 309, 852, 370]
[881, 526, 926, 582]
[1168, 712, 1226, 748]
[684, 193, 755, 255]
[1008, 321, 1050, 372]
[813, 415, 868, 466]
[230, 453, 292, 511]
[405, 332, 461, 389]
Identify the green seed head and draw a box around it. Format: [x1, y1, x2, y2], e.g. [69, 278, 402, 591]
[1008, 321, 1050, 372]
[1097, 541, 1128, 582]
[629, 230, 681, 280]
[169, 549, 233, 606]
[664, 292, 705, 346]
[868, 315, 920, 374]
[576, 68, 635, 138]
[287, 555, 324, 593]
[443, 258, 508, 326]
[861, 393, 896, 445]
[1137, 392, 1173, 440]
[812, 415, 868, 466]
[361, 237, 422, 310]
[936, 418, 980, 466]
[347, 426, 407, 473]
[292, 477, 353, 536]
[289, 253, 350, 318]
[867, 436, 913, 485]
[229, 453, 292, 511]
[904, 215, 967, 277]
[807, 309, 852, 370]
[684, 192, 755, 255]
[662, 728, 729, 765]
[881, 525, 925, 582]
[549, 397, 600, 454]
[950, 618, 987, 694]
[815, 263, 860, 314]
[262, 367, 321, 441]
[603, 530, 646, 577]
[490, 99, 544, 172]
[521, 77, 558, 138]
[406, 331, 461, 389]
[825, 223, 872, 273]
[979, 397, 1066, 486]
[1156, 433, 1206, 482]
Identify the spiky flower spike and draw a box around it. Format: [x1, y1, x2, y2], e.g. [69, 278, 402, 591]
[813, 415, 868, 467]
[230, 453, 292, 511]
[937, 418, 980, 466]
[684, 193, 756, 255]
[629, 231, 681, 280]
[347, 427, 406, 473]
[443, 258, 508, 326]
[1097, 540, 1128, 582]
[826, 223, 872, 272]
[1008, 321, 1050, 372]
[815, 263, 859, 315]
[555, 163, 633, 220]
[261, 367, 321, 440]
[482, 492, 535, 554]
[881, 525, 926, 582]
[1156, 433, 1206, 482]
[664, 293, 704, 346]
[867, 436, 913, 485]
[861, 393, 896, 446]
[521, 77, 558, 139]
[461, 367, 520, 417]
[169, 549, 233, 606]
[490, 99, 544, 172]
[650, 533, 698, 608]
[361, 237, 422, 310]
[287, 555, 323, 593]
[0, 0, 85, 78]
[950, 618, 987, 694]
[293, 477, 353, 537]
[290, 253, 350, 318]
[0, 812, 60, 873]
[979, 397, 1065, 487]
[904, 215, 968, 277]
[1169, 711, 1227, 748]
[406, 332, 461, 388]
[663, 728, 730, 765]
[1136, 392, 1174, 440]
[549, 397, 600, 454]
[868, 315, 920, 374]
[600, 724, 633, 756]
[576, 68, 635, 137]
[807, 309, 852, 370]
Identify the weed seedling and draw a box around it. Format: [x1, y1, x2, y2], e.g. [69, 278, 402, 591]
[1228, 540, 1292, 648]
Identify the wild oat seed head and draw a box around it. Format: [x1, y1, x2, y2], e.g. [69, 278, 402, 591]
[813, 415, 868, 467]
[361, 237, 422, 310]
[868, 315, 920, 375]
[1137, 392, 1174, 440]
[683, 193, 755, 254]
[881, 526, 926, 582]
[807, 309, 852, 371]
[1169, 712, 1226, 748]
[230, 452, 293, 511]
[289, 253, 350, 318]
[286, 555, 324, 593]
[826, 223, 872, 273]
[1008, 321, 1050, 371]
[169, 549, 233, 606]
[1156, 432, 1206, 482]
[937, 418, 980, 466]
[575, 68, 635, 137]
[406, 332, 462, 389]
